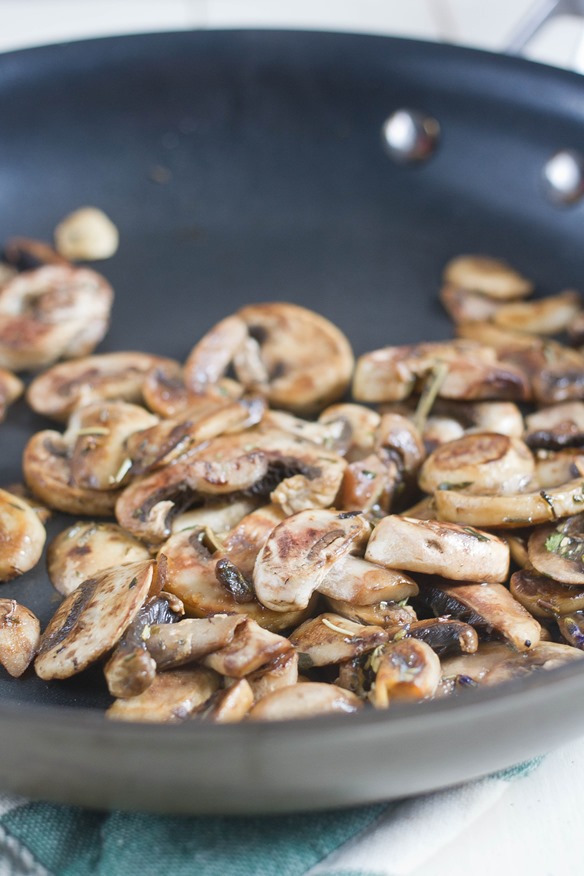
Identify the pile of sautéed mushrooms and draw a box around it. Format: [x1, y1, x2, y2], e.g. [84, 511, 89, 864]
[2, 236, 584, 724]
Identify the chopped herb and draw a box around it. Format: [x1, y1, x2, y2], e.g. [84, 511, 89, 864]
[545, 532, 564, 554]
[322, 617, 353, 636]
[413, 360, 449, 432]
[128, 577, 138, 589]
[393, 629, 407, 641]
[539, 489, 558, 520]
[437, 481, 472, 491]
[462, 526, 490, 542]
[361, 470, 378, 480]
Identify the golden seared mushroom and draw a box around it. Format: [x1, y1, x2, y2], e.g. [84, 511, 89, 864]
[442, 255, 533, 300]
[48, 521, 151, 597]
[365, 516, 509, 584]
[353, 340, 529, 404]
[35, 559, 154, 681]
[54, 207, 119, 261]
[126, 396, 265, 474]
[376, 413, 426, 476]
[0, 488, 46, 580]
[0, 599, 40, 677]
[420, 580, 541, 651]
[202, 619, 292, 678]
[524, 402, 584, 450]
[145, 615, 247, 670]
[261, 409, 348, 450]
[65, 401, 158, 491]
[172, 496, 258, 536]
[528, 516, 584, 585]
[533, 449, 584, 488]
[440, 284, 503, 324]
[434, 475, 584, 528]
[107, 666, 220, 723]
[441, 641, 583, 687]
[493, 289, 581, 336]
[499, 341, 584, 405]
[184, 303, 354, 415]
[289, 613, 387, 668]
[246, 651, 299, 702]
[318, 403, 381, 459]
[419, 432, 534, 494]
[510, 568, 584, 618]
[406, 618, 479, 656]
[317, 556, 419, 605]
[248, 682, 363, 721]
[253, 508, 371, 612]
[143, 358, 244, 418]
[23, 430, 121, 516]
[395, 399, 525, 448]
[26, 351, 179, 422]
[104, 594, 183, 698]
[557, 613, 584, 648]
[337, 453, 399, 515]
[3, 483, 52, 525]
[324, 598, 417, 632]
[369, 639, 441, 707]
[195, 679, 254, 723]
[0, 265, 113, 371]
[0, 368, 23, 420]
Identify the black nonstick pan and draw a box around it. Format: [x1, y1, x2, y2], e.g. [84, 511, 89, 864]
[0, 29, 584, 814]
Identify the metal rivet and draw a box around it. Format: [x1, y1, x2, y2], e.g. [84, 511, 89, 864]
[542, 150, 584, 205]
[381, 109, 440, 164]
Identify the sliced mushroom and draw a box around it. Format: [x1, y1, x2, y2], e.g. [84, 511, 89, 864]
[103, 594, 182, 698]
[23, 430, 121, 516]
[376, 413, 426, 477]
[253, 509, 371, 611]
[203, 619, 293, 678]
[106, 666, 220, 723]
[65, 401, 158, 491]
[0, 265, 113, 370]
[337, 453, 399, 515]
[440, 284, 503, 324]
[525, 402, 584, 450]
[0, 599, 40, 677]
[533, 449, 584, 488]
[557, 613, 584, 649]
[510, 568, 584, 618]
[456, 320, 539, 349]
[528, 516, 584, 585]
[499, 341, 584, 405]
[246, 651, 299, 703]
[35, 560, 154, 680]
[26, 351, 179, 421]
[3, 237, 69, 271]
[0, 488, 46, 580]
[442, 255, 533, 300]
[406, 618, 479, 656]
[143, 357, 244, 418]
[0, 368, 23, 420]
[441, 640, 583, 685]
[171, 496, 258, 536]
[261, 409, 348, 451]
[145, 615, 247, 670]
[492, 289, 581, 336]
[324, 598, 417, 631]
[289, 613, 387, 668]
[54, 207, 119, 261]
[2, 483, 52, 525]
[365, 515, 509, 583]
[420, 579, 541, 651]
[369, 639, 441, 707]
[247, 682, 363, 721]
[434, 476, 584, 528]
[318, 403, 381, 459]
[47, 521, 151, 596]
[185, 303, 354, 415]
[194, 679, 254, 723]
[419, 432, 534, 494]
[317, 555, 419, 604]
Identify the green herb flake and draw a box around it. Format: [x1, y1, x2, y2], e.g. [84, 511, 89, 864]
[462, 526, 490, 543]
[361, 470, 378, 480]
[437, 481, 473, 491]
[545, 532, 564, 554]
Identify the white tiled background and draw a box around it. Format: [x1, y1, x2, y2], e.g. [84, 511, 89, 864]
[1, 0, 584, 71]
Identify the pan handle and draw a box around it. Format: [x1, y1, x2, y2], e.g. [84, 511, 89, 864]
[505, 0, 584, 55]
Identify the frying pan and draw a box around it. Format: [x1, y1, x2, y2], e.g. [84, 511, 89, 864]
[0, 28, 584, 814]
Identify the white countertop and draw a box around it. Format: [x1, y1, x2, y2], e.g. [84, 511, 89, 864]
[1, 4, 584, 875]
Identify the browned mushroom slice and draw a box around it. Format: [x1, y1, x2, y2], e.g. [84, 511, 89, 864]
[318, 403, 381, 459]
[533, 449, 584, 487]
[23, 430, 120, 517]
[365, 516, 509, 583]
[2, 483, 52, 525]
[441, 640, 583, 686]
[440, 284, 503, 324]
[246, 651, 299, 702]
[525, 402, 584, 450]
[406, 618, 479, 656]
[247, 682, 363, 721]
[456, 320, 539, 349]
[261, 410, 348, 450]
[442, 255, 533, 299]
[27, 352, 179, 421]
[499, 341, 584, 405]
[185, 303, 354, 416]
[376, 413, 426, 476]
[0, 599, 40, 677]
[557, 613, 584, 648]
[492, 290, 581, 336]
[0, 368, 23, 420]
[0, 488, 46, 581]
[353, 341, 529, 404]
[195, 679, 254, 723]
[145, 615, 247, 670]
[435, 476, 584, 528]
[510, 568, 584, 618]
[419, 432, 534, 494]
[203, 619, 292, 678]
[0, 265, 113, 371]
[369, 639, 441, 707]
[317, 555, 418, 604]
[126, 396, 265, 474]
[402, 495, 438, 520]
[171, 496, 259, 536]
[324, 598, 417, 632]
[220, 503, 286, 577]
[528, 516, 584, 585]
[48, 521, 151, 596]
[107, 666, 220, 723]
[3, 237, 70, 270]
[420, 579, 541, 651]
[65, 401, 158, 491]
[159, 527, 307, 632]
[337, 453, 399, 514]
[502, 531, 530, 568]
[143, 358, 244, 418]
[290, 613, 387, 668]
[35, 559, 154, 680]
[253, 508, 371, 611]
[103, 594, 182, 698]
